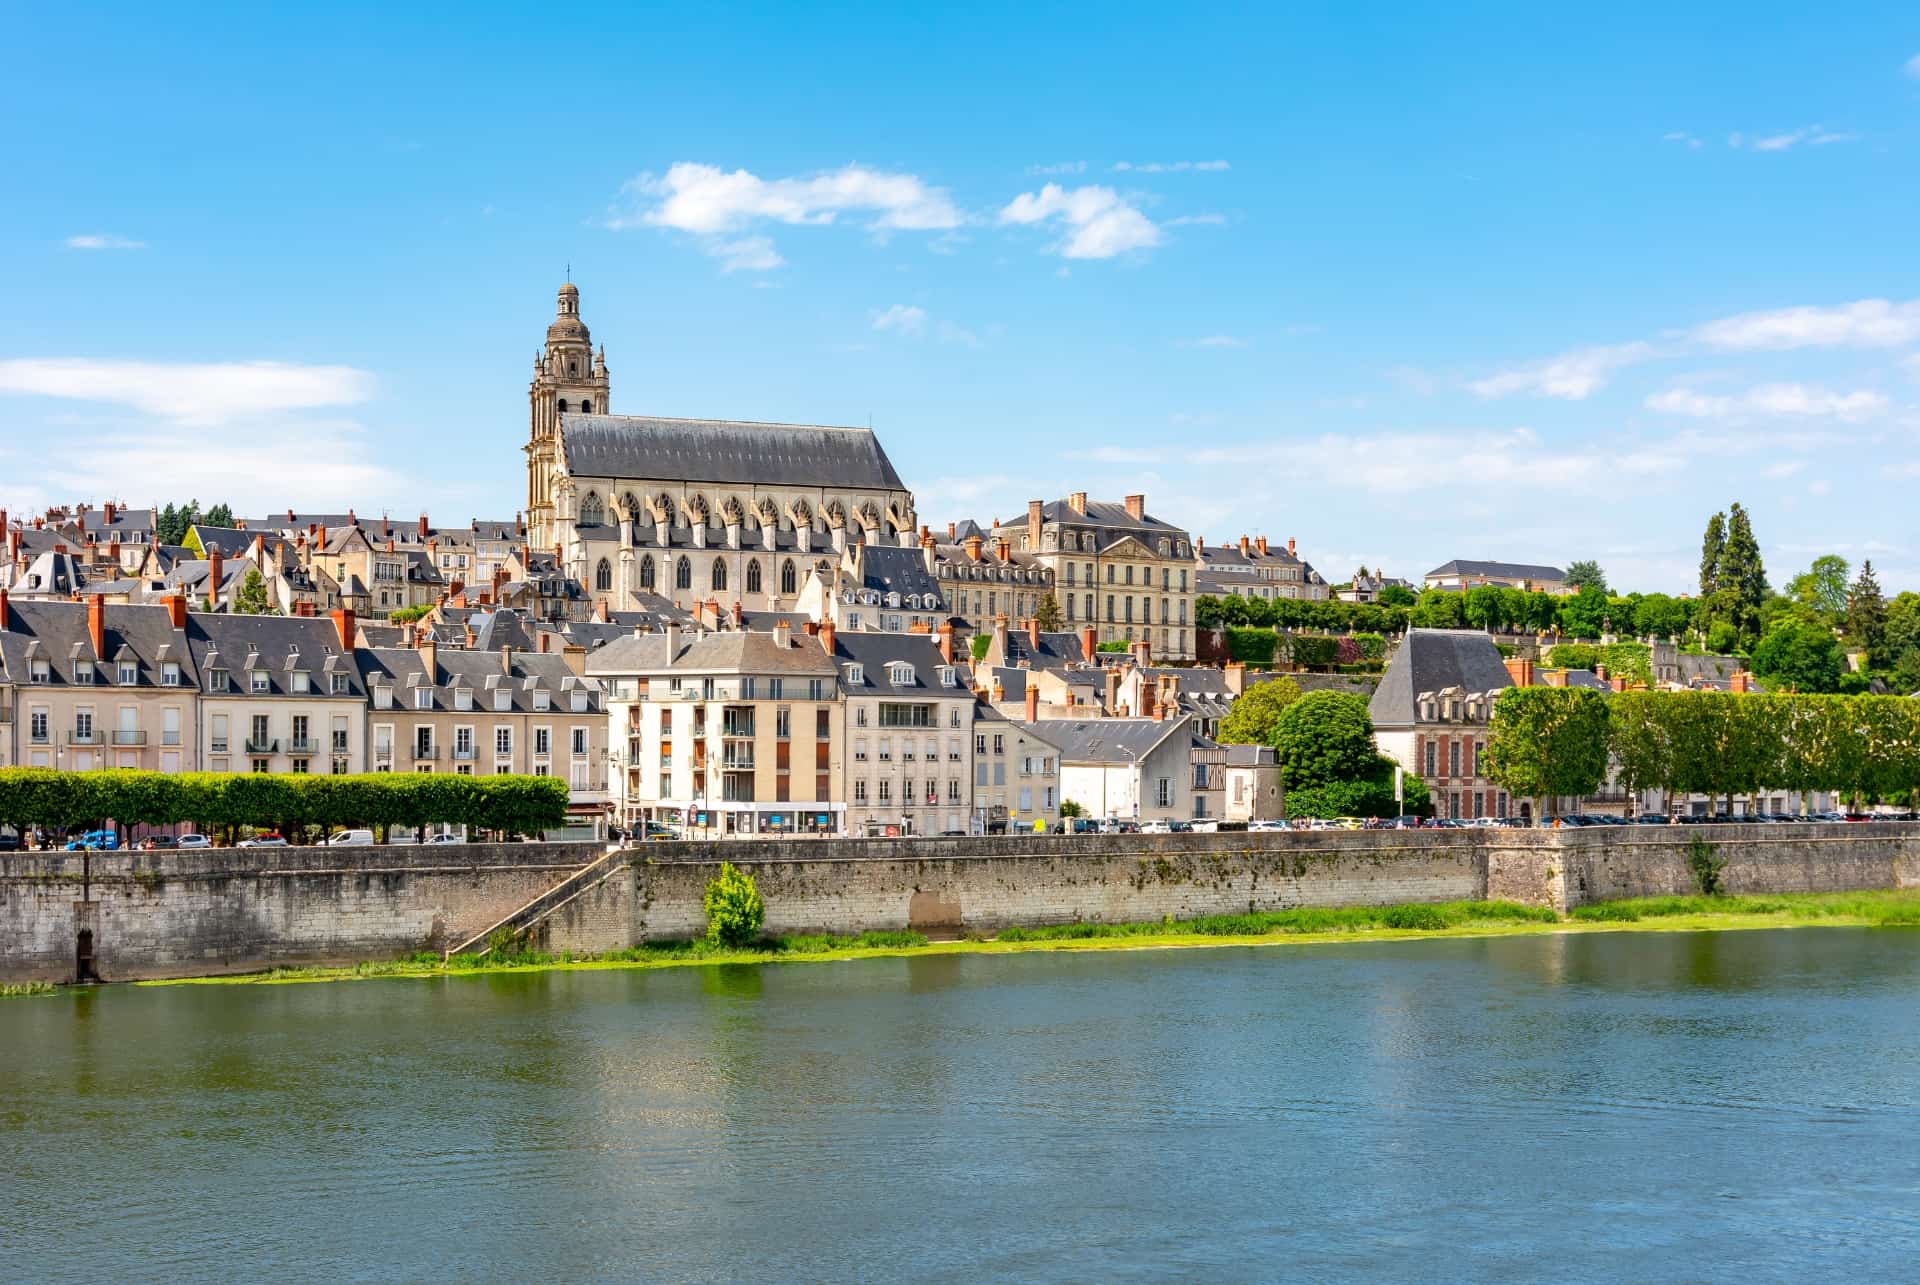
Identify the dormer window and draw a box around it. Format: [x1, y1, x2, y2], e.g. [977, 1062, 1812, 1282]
[250, 669, 269, 694]
[374, 684, 393, 710]
[74, 664, 95, 686]
[118, 661, 138, 685]
[495, 689, 512, 712]
[162, 663, 183, 687]
[845, 663, 864, 685]
[330, 672, 350, 694]
[291, 672, 310, 694]
[414, 688, 432, 710]
[532, 689, 551, 712]
[29, 660, 50, 684]
[454, 689, 473, 711]
[571, 690, 588, 713]
[208, 668, 229, 693]
[937, 665, 956, 688]
[889, 662, 914, 686]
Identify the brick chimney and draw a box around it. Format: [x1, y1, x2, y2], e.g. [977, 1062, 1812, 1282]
[1288, 537, 1297, 558]
[991, 676, 1005, 703]
[1503, 657, 1535, 687]
[1131, 638, 1151, 668]
[992, 612, 1009, 658]
[597, 596, 610, 622]
[1731, 670, 1752, 694]
[166, 591, 187, 630]
[774, 618, 791, 649]
[819, 619, 836, 656]
[1256, 536, 1268, 556]
[538, 630, 550, 653]
[1024, 681, 1039, 722]
[418, 513, 430, 539]
[207, 547, 224, 606]
[1027, 616, 1041, 648]
[994, 537, 1011, 563]
[965, 534, 984, 562]
[0, 587, 9, 631]
[1239, 535, 1250, 558]
[85, 591, 106, 656]
[329, 607, 356, 650]
[938, 621, 954, 665]
[1027, 500, 1043, 552]
[731, 600, 744, 629]
[1081, 625, 1096, 664]
[103, 502, 116, 524]
[946, 522, 956, 540]
[1104, 665, 1122, 715]
[1545, 669, 1569, 687]
[1068, 491, 1088, 515]
[417, 630, 438, 683]
[1223, 661, 1245, 696]
[1124, 494, 1145, 521]
[1141, 682, 1157, 720]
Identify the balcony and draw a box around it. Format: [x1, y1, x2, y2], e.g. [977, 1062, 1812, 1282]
[111, 730, 148, 746]
[452, 746, 477, 761]
[63, 731, 99, 747]
[721, 750, 756, 770]
[211, 740, 230, 754]
[288, 738, 318, 754]
[412, 745, 441, 760]
[245, 738, 279, 754]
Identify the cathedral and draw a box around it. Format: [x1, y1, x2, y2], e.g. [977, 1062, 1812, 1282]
[524, 283, 919, 614]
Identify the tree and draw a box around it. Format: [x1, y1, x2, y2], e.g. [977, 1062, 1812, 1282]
[1033, 591, 1064, 633]
[1463, 585, 1507, 630]
[1216, 677, 1303, 746]
[1408, 589, 1465, 629]
[1750, 619, 1843, 693]
[1785, 554, 1850, 620]
[1482, 687, 1611, 816]
[1631, 593, 1691, 640]
[1378, 584, 1416, 608]
[231, 566, 277, 615]
[1564, 559, 1608, 595]
[1271, 692, 1379, 789]
[1557, 583, 1609, 640]
[1719, 502, 1768, 626]
[157, 503, 182, 546]
[1845, 560, 1887, 664]
[703, 862, 765, 948]
[204, 503, 234, 527]
[1699, 510, 1727, 597]
[1285, 772, 1429, 820]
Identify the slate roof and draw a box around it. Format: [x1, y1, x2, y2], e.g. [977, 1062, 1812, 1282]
[1368, 628, 1513, 728]
[1035, 497, 1184, 535]
[186, 614, 365, 699]
[586, 628, 840, 677]
[1425, 559, 1566, 583]
[187, 526, 261, 557]
[848, 544, 943, 601]
[0, 600, 195, 687]
[559, 413, 906, 491]
[1001, 628, 1086, 671]
[353, 646, 597, 713]
[832, 631, 966, 697]
[8, 549, 91, 595]
[1031, 715, 1190, 764]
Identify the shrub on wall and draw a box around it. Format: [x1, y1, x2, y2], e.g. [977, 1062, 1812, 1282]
[1225, 627, 1278, 664]
[703, 861, 765, 948]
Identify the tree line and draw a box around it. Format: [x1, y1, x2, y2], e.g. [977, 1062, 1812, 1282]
[1484, 687, 1920, 815]
[157, 499, 234, 547]
[0, 770, 570, 845]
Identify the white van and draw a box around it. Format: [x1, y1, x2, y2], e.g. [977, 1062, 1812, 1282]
[326, 829, 375, 846]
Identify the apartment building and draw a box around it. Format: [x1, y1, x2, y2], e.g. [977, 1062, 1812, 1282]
[186, 610, 368, 775]
[590, 621, 843, 837]
[1046, 714, 1218, 822]
[0, 591, 198, 771]
[834, 629, 977, 836]
[972, 706, 1063, 833]
[1195, 535, 1330, 602]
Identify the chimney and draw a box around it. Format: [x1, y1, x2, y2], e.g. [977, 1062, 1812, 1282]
[418, 513, 429, 539]
[819, 620, 836, 656]
[385, 537, 394, 554]
[1068, 492, 1088, 515]
[991, 677, 1005, 703]
[731, 600, 744, 629]
[0, 587, 8, 630]
[1545, 669, 1569, 687]
[992, 612, 1009, 658]
[994, 537, 1011, 563]
[383, 515, 391, 539]
[946, 521, 956, 540]
[1131, 638, 1151, 668]
[1288, 537, 1297, 558]
[286, 507, 296, 523]
[1081, 625, 1096, 664]
[84, 591, 103, 656]
[1731, 670, 1752, 694]
[418, 630, 438, 682]
[596, 596, 610, 622]
[1239, 535, 1250, 558]
[1610, 676, 1627, 693]
[1124, 494, 1145, 521]
[1027, 616, 1040, 648]
[938, 621, 955, 665]
[803, 620, 819, 636]
[965, 534, 984, 562]
[1024, 681, 1039, 722]
[1503, 657, 1536, 688]
[1256, 536, 1268, 556]
[103, 502, 116, 524]
[1595, 664, 1609, 683]
[329, 607, 355, 650]
[664, 621, 681, 656]
[1141, 682, 1157, 720]
[1027, 499, 1043, 553]
[165, 591, 187, 630]
[774, 619, 791, 649]
[1104, 665, 1122, 715]
[521, 543, 531, 568]
[1223, 660, 1245, 696]
[207, 546, 224, 606]
[348, 507, 357, 526]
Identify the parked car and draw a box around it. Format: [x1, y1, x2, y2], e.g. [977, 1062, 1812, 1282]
[64, 829, 120, 851]
[139, 835, 180, 850]
[1630, 813, 1671, 826]
[426, 833, 465, 844]
[326, 829, 375, 846]
[1248, 819, 1289, 832]
[175, 834, 213, 849]
[238, 833, 288, 847]
[1188, 819, 1218, 833]
[0, 831, 22, 852]
[1139, 819, 1172, 834]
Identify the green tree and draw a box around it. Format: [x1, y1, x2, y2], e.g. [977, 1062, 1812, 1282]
[231, 566, 277, 615]
[1482, 687, 1612, 816]
[1631, 592, 1691, 640]
[1408, 589, 1465, 629]
[970, 633, 991, 662]
[1557, 583, 1609, 640]
[204, 503, 234, 527]
[1699, 510, 1727, 596]
[1377, 584, 1416, 608]
[1271, 692, 1379, 789]
[1845, 560, 1886, 665]
[1564, 559, 1608, 595]
[1284, 772, 1429, 820]
[1718, 502, 1768, 639]
[703, 861, 765, 948]
[1462, 584, 1507, 630]
[1033, 591, 1064, 633]
[1785, 554, 1850, 620]
[1750, 618, 1843, 693]
[1216, 677, 1303, 746]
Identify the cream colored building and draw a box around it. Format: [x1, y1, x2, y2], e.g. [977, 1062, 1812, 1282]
[993, 493, 1196, 660]
[589, 621, 844, 837]
[973, 709, 1063, 833]
[834, 629, 977, 836]
[188, 611, 368, 775]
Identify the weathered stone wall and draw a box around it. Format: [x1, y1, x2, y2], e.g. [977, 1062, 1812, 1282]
[0, 843, 603, 983]
[8, 826, 1920, 982]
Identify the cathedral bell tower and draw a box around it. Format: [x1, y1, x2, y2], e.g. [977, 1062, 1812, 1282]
[526, 282, 612, 549]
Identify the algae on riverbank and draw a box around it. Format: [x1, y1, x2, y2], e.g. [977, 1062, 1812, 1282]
[123, 889, 1920, 990]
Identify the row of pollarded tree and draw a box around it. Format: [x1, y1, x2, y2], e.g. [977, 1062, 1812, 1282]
[1484, 688, 1920, 816]
[0, 769, 570, 846]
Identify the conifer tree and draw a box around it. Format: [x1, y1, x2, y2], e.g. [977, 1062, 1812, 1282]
[1699, 510, 1727, 597]
[1846, 560, 1887, 665]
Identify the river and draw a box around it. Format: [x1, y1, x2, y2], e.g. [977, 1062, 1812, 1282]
[5, 929, 1920, 1281]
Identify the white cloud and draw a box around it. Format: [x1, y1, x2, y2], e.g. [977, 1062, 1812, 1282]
[1026, 161, 1086, 176]
[1181, 427, 1604, 494]
[997, 184, 1160, 259]
[1692, 298, 1920, 351]
[0, 358, 374, 425]
[1645, 382, 1887, 421]
[1165, 213, 1227, 226]
[65, 234, 145, 250]
[1731, 124, 1855, 151]
[872, 304, 927, 336]
[1181, 335, 1245, 348]
[1468, 341, 1655, 400]
[611, 162, 961, 268]
[1111, 160, 1230, 173]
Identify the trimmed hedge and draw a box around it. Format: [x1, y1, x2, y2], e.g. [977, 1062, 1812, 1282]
[0, 768, 570, 840]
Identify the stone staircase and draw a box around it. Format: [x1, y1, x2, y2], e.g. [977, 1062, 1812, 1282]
[443, 845, 633, 959]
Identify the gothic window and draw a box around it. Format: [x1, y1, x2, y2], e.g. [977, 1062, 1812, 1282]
[638, 555, 655, 590]
[675, 557, 691, 591]
[595, 559, 612, 592]
[711, 558, 728, 592]
[780, 559, 797, 595]
[746, 559, 762, 593]
[579, 493, 604, 527]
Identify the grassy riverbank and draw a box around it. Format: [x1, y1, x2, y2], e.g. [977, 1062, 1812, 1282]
[118, 889, 1920, 990]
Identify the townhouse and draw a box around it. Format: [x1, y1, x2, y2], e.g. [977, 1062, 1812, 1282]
[971, 706, 1063, 833]
[833, 628, 977, 836]
[186, 610, 369, 775]
[1045, 714, 1220, 823]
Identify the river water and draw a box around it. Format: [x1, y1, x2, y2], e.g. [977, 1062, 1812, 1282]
[5, 929, 1920, 1281]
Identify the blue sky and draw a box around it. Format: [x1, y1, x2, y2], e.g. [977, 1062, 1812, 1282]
[4, 3, 1918, 594]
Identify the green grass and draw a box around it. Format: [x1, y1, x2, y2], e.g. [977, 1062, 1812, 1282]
[991, 899, 1556, 942]
[1567, 890, 1920, 927]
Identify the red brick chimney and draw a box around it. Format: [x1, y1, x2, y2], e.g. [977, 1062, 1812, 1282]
[965, 534, 984, 562]
[1288, 537, 1297, 558]
[1081, 625, 1096, 664]
[1024, 682, 1039, 722]
[329, 607, 356, 650]
[1027, 617, 1040, 648]
[103, 502, 116, 524]
[1256, 536, 1268, 556]
[1131, 638, 1151, 668]
[730, 600, 743, 628]
[86, 592, 106, 656]
[1027, 499, 1043, 552]
[1239, 535, 1250, 558]
[1068, 492, 1088, 515]
[207, 546, 224, 606]
[1124, 494, 1145, 521]
[938, 621, 954, 665]
[994, 537, 1011, 563]
[165, 591, 187, 630]
[418, 513, 429, 539]
[1503, 657, 1535, 687]
[991, 676, 1005, 703]
[1141, 682, 1157, 720]
[1731, 670, 1753, 694]
[0, 587, 9, 630]
[946, 521, 956, 540]
[819, 619, 836, 656]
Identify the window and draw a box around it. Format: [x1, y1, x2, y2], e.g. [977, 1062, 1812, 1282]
[74, 664, 95, 686]
[854, 780, 868, 803]
[29, 660, 50, 684]
[415, 726, 433, 759]
[596, 559, 612, 592]
[675, 557, 692, 591]
[780, 559, 797, 595]
[415, 688, 433, 711]
[639, 555, 655, 591]
[711, 557, 728, 591]
[745, 560, 762, 593]
[330, 672, 350, 694]
[291, 672, 309, 694]
[249, 714, 269, 751]
[30, 710, 48, 743]
[776, 707, 790, 739]
[118, 662, 137, 685]
[1449, 740, 1461, 778]
[534, 728, 551, 756]
[495, 727, 512, 756]
[1424, 740, 1437, 777]
[809, 679, 826, 701]
[1156, 777, 1173, 808]
[455, 727, 474, 759]
[855, 707, 869, 727]
[1106, 565, 1115, 584]
[854, 739, 868, 762]
[571, 727, 588, 755]
[878, 779, 891, 803]
[332, 717, 349, 753]
[580, 493, 603, 526]
[291, 714, 310, 750]
[949, 780, 961, 803]
[250, 669, 269, 694]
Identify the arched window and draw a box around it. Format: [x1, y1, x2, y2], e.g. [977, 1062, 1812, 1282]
[557, 399, 569, 413]
[639, 555, 655, 591]
[581, 399, 593, 413]
[711, 558, 727, 592]
[745, 559, 762, 593]
[780, 559, 797, 595]
[675, 557, 691, 591]
[579, 493, 604, 527]
[595, 559, 612, 592]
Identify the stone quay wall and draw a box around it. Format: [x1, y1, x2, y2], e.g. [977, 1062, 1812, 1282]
[5, 825, 1919, 982]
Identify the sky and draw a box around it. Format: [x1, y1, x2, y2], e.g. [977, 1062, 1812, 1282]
[3, 3, 1919, 595]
